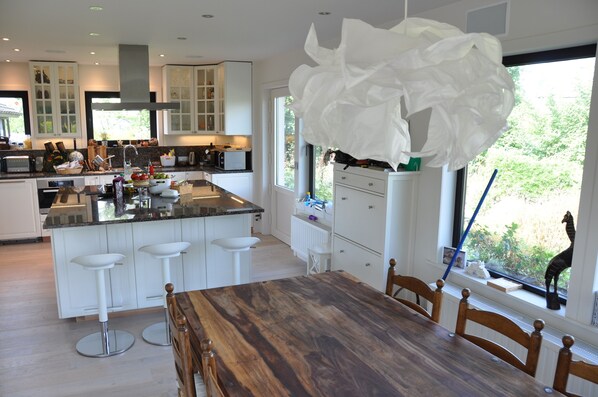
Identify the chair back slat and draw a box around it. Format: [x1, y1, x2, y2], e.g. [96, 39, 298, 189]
[385, 258, 444, 323]
[553, 335, 598, 396]
[455, 288, 544, 377]
[201, 339, 225, 397]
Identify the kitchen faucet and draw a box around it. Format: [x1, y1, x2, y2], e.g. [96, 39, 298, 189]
[123, 144, 138, 173]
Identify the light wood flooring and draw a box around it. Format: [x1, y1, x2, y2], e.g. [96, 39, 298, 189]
[0, 234, 305, 397]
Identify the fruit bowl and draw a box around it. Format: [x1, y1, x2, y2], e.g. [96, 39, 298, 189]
[132, 180, 150, 187]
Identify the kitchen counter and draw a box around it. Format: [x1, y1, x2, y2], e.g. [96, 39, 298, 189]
[44, 179, 263, 229]
[0, 165, 252, 180]
[48, 178, 262, 319]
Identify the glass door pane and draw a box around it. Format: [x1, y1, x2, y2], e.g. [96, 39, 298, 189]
[273, 94, 295, 190]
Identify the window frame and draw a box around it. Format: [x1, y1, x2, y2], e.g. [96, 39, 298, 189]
[84, 91, 158, 144]
[452, 43, 597, 303]
[0, 90, 32, 136]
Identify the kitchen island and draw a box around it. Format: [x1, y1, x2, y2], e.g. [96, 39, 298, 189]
[44, 180, 263, 319]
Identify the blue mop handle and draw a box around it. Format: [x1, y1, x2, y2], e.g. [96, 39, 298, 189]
[442, 169, 498, 281]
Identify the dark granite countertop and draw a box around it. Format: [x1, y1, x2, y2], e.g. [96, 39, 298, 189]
[0, 165, 252, 180]
[44, 179, 263, 229]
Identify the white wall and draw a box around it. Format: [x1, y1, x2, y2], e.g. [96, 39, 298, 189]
[251, 0, 598, 343]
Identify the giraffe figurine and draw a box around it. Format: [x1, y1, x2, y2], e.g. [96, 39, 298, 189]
[544, 211, 575, 310]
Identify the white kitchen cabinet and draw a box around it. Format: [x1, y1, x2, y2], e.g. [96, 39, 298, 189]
[162, 65, 194, 134]
[331, 165, 418, 291]
[0, 178, 40, 241]
[216, 61, 252, 135]
[181, 218, 207, 291]
[185, 171, 206, 181]
[162, 65, 217, 135]
[162, 62, 251, 135]
[29, 62, 81, 138]
[84, 174, 116, 186]
[51, 224, 137, 318]
[211, 172, 253, 201]
[132, 219, 185, 308]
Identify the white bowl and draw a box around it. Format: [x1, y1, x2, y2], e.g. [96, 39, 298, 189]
[160, 156, 175, 167]
[161, 189, 180, 198]
[149, 178, 171, 194]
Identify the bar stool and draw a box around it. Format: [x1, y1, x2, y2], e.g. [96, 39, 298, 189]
[71, 253, 135, 358]
[307, 242, 332, 275]
[138, 241, 191, 346]
[212, 237, 261, 285]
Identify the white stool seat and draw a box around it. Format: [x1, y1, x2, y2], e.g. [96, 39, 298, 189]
[212, 237, 261, 285]
[139, 241, 190, 258]
[71, 253, 125, 270]
[139, 241, 191, 346]
[71, 253, 134, 358]
[212, 237, 261, 252]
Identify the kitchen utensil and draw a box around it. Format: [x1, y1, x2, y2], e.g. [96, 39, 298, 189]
[44, 141, 56, 153]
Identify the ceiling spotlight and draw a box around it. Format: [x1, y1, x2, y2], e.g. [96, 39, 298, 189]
[89, 6, 103, 11]
[94, 62, 100, 65]
[90, 51, 96, 55]
[318, 11, 331, 15]
[89, 32, 100, 37]
[202, 14, 214, 18]
[159, 54, 165, 57]
[13, 48, 20, 52]
[2, 37, 9, 41]
[5, 60, 11, 62]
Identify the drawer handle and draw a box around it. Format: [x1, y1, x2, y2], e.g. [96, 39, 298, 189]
[146, 295, 163, 300]
[368, 182, 374, 186]
[339, 250, 345, 253]
[341, 176, 346, 180]
[368, 205, 374, 209]
[365, 263, 371, 267]
[115, 262, 124, 266]
[341, 197, 348, 200]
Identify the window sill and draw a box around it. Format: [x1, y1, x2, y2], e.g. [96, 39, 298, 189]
[427, 260, 598, 350]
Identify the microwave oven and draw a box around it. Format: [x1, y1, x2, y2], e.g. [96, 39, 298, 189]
[215, 151, 247, 171]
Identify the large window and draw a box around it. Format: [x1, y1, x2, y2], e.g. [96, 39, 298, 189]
[84, 92, 157, 144]
[0, 91, 31, 144]
[455, 45, 596, 302]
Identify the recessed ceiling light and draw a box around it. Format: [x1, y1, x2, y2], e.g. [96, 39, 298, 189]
[89, 32, 100, 37]
[89, 6, 103, 11]
[90, 51, 96, 55]
[5, 60, 11, 62]
[2, 38, 9, 41]
[177, 37, 187, 40]
[94, 62, 100, 65]
[202, 14, 214, 18]
[159, 54, 165, 57]
[13, 48, 20, 52]
[318, 11, 331, 15]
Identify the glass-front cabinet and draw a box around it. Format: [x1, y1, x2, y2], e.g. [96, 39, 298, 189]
[29, 62, 80, 137]
[195, 66, 216, 134]
[162, 65, 193, 134]
[162, 65, 217, 135]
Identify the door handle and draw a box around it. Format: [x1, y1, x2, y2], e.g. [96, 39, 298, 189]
[341, 197, 347, 200]
[368, 205, 374, 209]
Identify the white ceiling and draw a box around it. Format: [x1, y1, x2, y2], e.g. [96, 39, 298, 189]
[0, 0, 462, 66]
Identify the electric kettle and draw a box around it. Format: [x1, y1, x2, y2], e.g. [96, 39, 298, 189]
[188, 151, 197, 166]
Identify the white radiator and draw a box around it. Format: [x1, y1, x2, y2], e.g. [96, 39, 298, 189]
[438, 284, 598, 395]
[290, 214, 331, 262]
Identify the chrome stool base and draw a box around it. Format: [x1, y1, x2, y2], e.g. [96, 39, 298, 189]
[142, 321, 171, 346]
[76, 327, 135, 358]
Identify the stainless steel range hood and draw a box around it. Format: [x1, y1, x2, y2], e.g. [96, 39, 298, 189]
[91, 45, 180, 111]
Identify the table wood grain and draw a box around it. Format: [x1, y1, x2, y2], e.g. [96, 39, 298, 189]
[177, 270, 558, 397]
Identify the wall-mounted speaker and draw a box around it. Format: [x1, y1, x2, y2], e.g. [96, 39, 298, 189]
[466, 1, 509, 36]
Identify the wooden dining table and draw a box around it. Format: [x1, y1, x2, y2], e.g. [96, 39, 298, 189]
[176, 270, 558, 396]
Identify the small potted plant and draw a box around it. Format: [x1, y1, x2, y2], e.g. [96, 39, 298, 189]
[100, 133, 109, 146]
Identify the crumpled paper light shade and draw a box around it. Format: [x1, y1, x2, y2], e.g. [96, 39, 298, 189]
[289, 17, 514, 171]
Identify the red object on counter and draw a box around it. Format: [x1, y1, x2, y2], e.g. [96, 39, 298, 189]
[149, 163, 155, 175]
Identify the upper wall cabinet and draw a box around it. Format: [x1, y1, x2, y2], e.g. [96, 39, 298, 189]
[217, 61, 252, 136]
[163, 61, 251, 136]
[29, 62, 81, 138]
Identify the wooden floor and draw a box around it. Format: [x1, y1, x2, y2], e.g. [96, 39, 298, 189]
[0, 234, 305, 397]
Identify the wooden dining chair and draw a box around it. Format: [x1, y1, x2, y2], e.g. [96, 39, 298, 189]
[166, 283, 206, 397]
[553, 335, 598, 396]
[201, 339, 225, 397]
[455, 288, 545, 377]
[385, 258, 445, 323]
